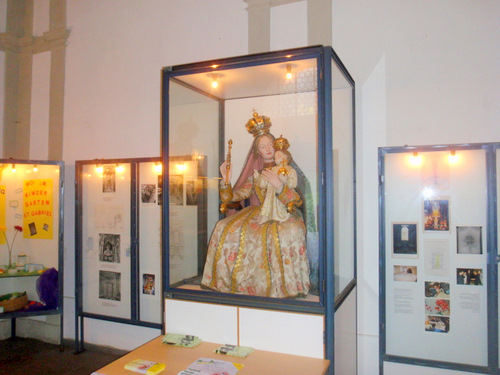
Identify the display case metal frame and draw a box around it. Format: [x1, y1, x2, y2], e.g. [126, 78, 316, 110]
[75, 157, 166, 353]
[0, 159, 64, 349]
[162, 45, 356, 374]
[378, 142, 499, 374]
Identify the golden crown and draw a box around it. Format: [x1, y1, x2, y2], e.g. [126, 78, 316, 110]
[273, 135, 290, 152]
[245, 111, 272, 137]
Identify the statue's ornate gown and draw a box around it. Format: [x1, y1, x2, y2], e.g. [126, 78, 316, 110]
[201, 167, 310, 298]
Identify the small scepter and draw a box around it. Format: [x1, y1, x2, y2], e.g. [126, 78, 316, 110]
[220, 139, 233, 213]
[225, 139, 233, 185]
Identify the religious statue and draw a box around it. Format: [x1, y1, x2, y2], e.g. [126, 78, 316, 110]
[201, 111, 310, 298]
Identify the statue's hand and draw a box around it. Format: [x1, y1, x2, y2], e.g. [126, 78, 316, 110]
[220, 161, 232, 184]
[261, 169, 284, 193]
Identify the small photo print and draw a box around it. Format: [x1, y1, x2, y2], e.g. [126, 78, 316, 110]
[157, 174, 163, 206]
[169, 174, 183, 206]
[457, 226, 482, 254]
[425, 281, 450, 299]
[392, 223, 418, 257]
[142, 273, 155, 295]
[457, 268, 483, 286]
[425, 315, 450, 333]
[99, 270, 121, 301]
[43, 223, 49, 231]
[99, 233, 120, 263]
[103, 165, 116, 193]
[28, 222, 37, 236]
[393, 265, 417, 282]
[185, 180, 198, 206]
[424, 199, 449, 231]
[425, 298, 450, 316]
[141, 184, 156, 203]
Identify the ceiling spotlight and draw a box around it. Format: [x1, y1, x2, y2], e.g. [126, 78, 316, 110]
[286, 64, 292, 80]
[448, 150, 459, 164]
[211, 74, 218, 88]
[409, 152, 422, 166]
[33, 164, 38, 172]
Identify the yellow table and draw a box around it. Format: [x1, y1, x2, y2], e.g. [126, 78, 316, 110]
[94, 336, 330, 375]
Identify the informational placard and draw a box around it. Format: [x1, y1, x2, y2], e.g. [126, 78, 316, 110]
[23, 179, 53, 239]
[382, 148, 489, 368]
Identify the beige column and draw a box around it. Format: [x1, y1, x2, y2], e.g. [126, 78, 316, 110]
[1, 0, 68, 160]
[2, 0, 34, 159]
[307, 0, 332, 46]
[244, 0, 272, 54]
[245, 0, 332, 54]
[47, 0, 68, 161]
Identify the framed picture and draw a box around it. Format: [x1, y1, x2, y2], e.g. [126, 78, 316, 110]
[392, 223, 418, 258]
[142, 273, 156, 295]
[99, 270, 121, 301]
[99, 233, 121, 263]
[456, 226, 482, 254]
[457, 268, 483, 285]
[423, 199, 450, 231]
[393, 265, 417, 282]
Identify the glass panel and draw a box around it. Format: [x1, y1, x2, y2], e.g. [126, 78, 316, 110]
[331, 58, 355, 297]
[497, 146, 500, 368]
[168, 57, 320, 302]
[81, 163, 131, 319]
[384, 149, 488, 366]
[0, 161, 61, 303]
[138, 161, 162, 324]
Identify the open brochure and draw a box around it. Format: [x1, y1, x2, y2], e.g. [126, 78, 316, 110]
[176, 357, 243, 375]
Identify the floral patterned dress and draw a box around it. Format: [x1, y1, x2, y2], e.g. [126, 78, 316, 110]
[201, 167, 310, 298]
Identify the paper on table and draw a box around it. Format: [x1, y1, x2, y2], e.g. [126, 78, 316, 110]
[176, 357, 243, 375]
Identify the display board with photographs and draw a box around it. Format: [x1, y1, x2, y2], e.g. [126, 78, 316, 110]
[380, 146, 493, 370]
[78, 162, 132, 320]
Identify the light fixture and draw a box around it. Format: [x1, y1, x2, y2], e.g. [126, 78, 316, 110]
[286, 64, 292, 80]
[176, 163, 186, 172]
[116, 163, 124, 173]
[448, 150, 459, 164]
[409, 151, 422, 165]
[11, 164, 16, 173]
[95, 164, 103, 174]
[211, 74, 218, 88]
[422, 186, 435, 199]
[154, 162, 162, 173]
[33, 164, 38, 172]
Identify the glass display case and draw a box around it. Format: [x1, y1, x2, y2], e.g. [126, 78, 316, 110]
[161, 45, 356, 315]
[379, 143, 500, 374]
[75, 157, 163, 352]
[0, 159, 64, 345]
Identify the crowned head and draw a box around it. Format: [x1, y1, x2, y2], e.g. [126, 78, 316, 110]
[246, 110, 272, 137]
[273, 135, 290, 152]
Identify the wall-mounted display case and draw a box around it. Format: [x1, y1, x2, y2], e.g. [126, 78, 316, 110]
[162, 45, 356, 370]
[379, 143, 500, 374]
[75, 158, 165, 352]
[0, 159, 64, 345]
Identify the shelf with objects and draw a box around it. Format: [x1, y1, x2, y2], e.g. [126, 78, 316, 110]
[75, 157, 195, 352]
[0, 159, 64, 348]
[378, 142, 500, 374]
[162, 45, 356, 372]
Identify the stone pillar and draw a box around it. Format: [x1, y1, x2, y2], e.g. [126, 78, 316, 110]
[1, 0, 68, 160]
[244, 0, 271, 54]
[307, 0, 332, 46]
[2, 0, 34, 159]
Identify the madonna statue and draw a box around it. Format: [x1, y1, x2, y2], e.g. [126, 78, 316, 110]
[201, 112, 311, 298]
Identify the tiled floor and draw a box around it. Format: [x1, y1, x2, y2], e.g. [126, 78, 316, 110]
[0, 337, 125, 374]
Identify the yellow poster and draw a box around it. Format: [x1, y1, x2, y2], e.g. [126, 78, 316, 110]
[23, 179, 53, 239]
[0, 185, 5, 245]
